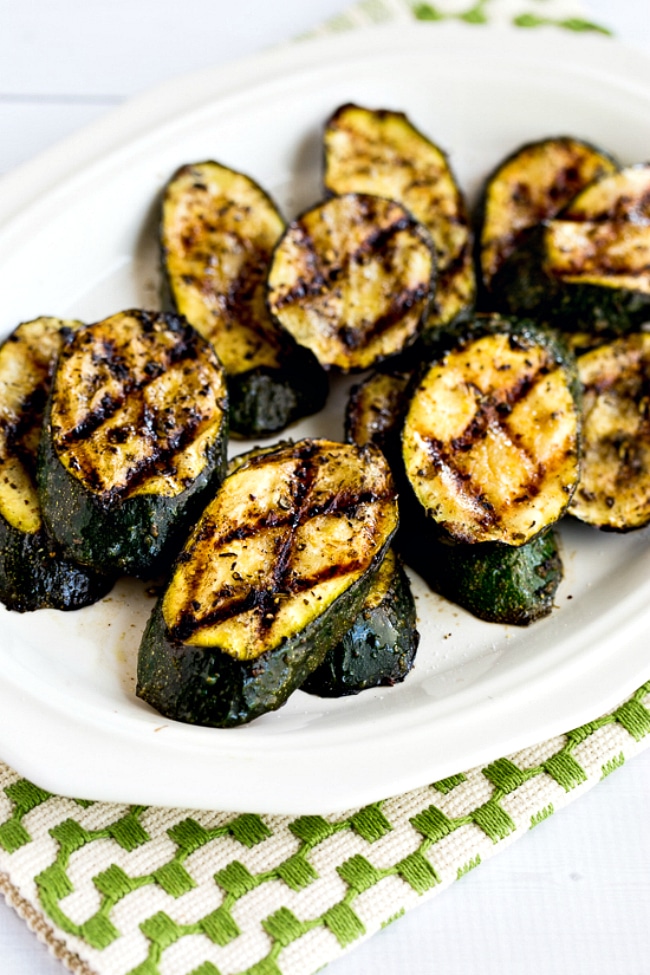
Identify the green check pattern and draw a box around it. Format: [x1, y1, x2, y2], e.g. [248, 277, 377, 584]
[0, 683, 648, 975]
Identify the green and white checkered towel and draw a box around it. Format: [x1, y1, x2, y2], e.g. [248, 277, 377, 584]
[3, 4, 648, 975]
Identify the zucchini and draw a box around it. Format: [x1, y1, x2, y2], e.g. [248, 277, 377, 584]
[38, 309, 229, 578]
[569, 332, 650, 531]
[301, 548, 419, 697]
[136, 438, 399, 727]
[476, 135, 617, 292]
[492, 165, 650, 337]
[345, 367, 412, 458]
[0, 317, 114, 612]
[400, 521, 562, 625]
[401, 315, 581, 546]
[266, 192, 435, 371]
[323, 103, 474, 334]
[161, 161, 328, 438]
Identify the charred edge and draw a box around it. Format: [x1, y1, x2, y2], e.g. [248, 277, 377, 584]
[270, 208, 419, 312]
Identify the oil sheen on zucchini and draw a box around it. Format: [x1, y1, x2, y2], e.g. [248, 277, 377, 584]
[301, 548, 419, 697]
[492, 165, 650, 337]
[402, 316, 581, 546]
[0, 317, 114, 612]
[267, 192, 435, 371]
[569, 333, 650, 531]
[161, 161, 328, 437]
[324, 103, 474, 334]
[136, 438, 399, 727]
[38, 309, 228, 578]
[475, 135, 617, 292]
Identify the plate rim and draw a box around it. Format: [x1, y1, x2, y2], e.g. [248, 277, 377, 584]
[1, 21, 650, 813]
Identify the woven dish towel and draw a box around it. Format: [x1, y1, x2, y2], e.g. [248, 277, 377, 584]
[2, 2, 646, 975]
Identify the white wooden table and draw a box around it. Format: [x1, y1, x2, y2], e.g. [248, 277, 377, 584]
[0, 1, 649, 972]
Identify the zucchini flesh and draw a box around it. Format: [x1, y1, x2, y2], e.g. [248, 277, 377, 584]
[402, 317, 581, 546]
[301, 548, 419, 696]
[324, 103, 474, 333]
[0, 317, 113, 612]
[38, 309, 228, 577]
[492, 166, 650, 337]
[136, 438, 399, 726]
[267, 192, 435, 371]
[161, 161, 328, 437]
[570, 333, 650, 531]
[476, 136, 617, 290]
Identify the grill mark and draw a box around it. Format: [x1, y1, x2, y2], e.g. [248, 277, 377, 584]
[170, 444, 393, 642]
[338, 281, 429, 350]
[169, 556, 371, 643]
[55, 319, 203, 449]
[270, 206, 419, 312]
[417, 360, 557, 531]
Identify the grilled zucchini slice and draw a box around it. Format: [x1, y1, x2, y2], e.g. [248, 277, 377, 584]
[267, 192, 435, 371]
[402, 316, 581, 546]
[301, 548, 419, 697]
[476, 135, 617, 293]
[38, 309, 228, 578]
[136, 438, 399, 727]
[345, 367, 412, 458]
[0, 317, 114, 612]
[492, 165, 650, 337]
[161, 161, 328, 438]
[323, 103, 474, 334]
[570, 332, 650, 530]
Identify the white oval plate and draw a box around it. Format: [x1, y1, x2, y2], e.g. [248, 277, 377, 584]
[1, 23, 650, 815]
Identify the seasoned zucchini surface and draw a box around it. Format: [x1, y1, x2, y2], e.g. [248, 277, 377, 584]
[493, 165, 650, 336]
[301, 548, 419, 697]
[570, 333, 650, 531]
[38, 309, 228, 577]
[161, 161, 327, 437]
[476, 136, 617, 291]
[0, 317, 113, 612]
[267, 192, 435, 371]
[324, 103, 474, 332]
[136, 438, 399, 726]
[402, 317, 581, 546]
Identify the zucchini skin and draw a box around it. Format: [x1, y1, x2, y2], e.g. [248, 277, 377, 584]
[226, 355, 328, 439]
[301, 551, 419, 697]
[400, 520, 562, 625]
[137, 565, 382, 726]
[136, 438, 399, 726]
[491, 225, 650, 339]
[37, 310, 229, 578]
[0, 518, 113, 613]
[38, 424, 225, 578]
